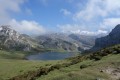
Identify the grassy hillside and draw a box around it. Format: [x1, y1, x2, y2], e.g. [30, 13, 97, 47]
[37, 54, 120, 80]
[0, 50, 68, 80]
[0, 58, 68, 80]
[0, 44, 120, 80]
[0, 50, 29, 59]
[0, 50, 79, 80]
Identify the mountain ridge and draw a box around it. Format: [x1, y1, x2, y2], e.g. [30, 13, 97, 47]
[0, 25, 100, 52]
[91, 24, 120, 51]
[0, 25, 42, 51]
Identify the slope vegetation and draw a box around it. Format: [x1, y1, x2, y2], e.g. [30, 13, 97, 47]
[8, 44, 120, 80]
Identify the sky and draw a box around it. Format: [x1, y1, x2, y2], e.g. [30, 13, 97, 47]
[0, 0, 120, 35]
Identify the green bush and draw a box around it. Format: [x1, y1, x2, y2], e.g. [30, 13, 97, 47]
[94, 56, 102, 61]
[39, 68, 50, 75]
[50, 64, 62, 70]
[80, 64, 88, 69]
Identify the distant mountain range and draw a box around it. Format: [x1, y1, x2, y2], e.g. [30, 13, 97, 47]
[91, 24, 120, 51]
[36, 33, 98, 52]
[0, 25, 99, 52]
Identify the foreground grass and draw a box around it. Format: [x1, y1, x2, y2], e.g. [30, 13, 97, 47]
[0, 44, 120, 80]
[37, 54, 120, 80]
[0, 50, 70, 80]
[0, 59, 66, 80]
[1, 53, 119, 80]
[0, 50, 32, 59]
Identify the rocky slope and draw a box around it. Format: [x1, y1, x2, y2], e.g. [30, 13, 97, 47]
[69, 34, 96, 50]
[0, 25, 41, 51]
[36, 33, 96, 52]
[92, 24, 120, 51]
[36, 33, 80, 52]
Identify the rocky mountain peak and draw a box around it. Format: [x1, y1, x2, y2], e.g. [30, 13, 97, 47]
[1, 25, 10, 29]
[0, 25, 20, 37]
[0, 25, 11, 33]
[0, 25, 36, 51]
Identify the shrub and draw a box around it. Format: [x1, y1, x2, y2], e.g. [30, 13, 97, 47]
[40, 68, 49, 75]
[70, 59, 80, 65]
[94, 56, 102, 61]
[50, 64, 62, 70]
[100, 52, 108, 57]
[80, 64, 88, 69]
[62, 63, 71, 67]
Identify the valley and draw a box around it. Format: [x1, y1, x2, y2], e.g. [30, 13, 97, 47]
[0, 24, 120, 80]
[1, 0, 120, 80]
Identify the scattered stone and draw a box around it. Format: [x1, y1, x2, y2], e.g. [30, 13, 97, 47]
[96, 77, 105, 80]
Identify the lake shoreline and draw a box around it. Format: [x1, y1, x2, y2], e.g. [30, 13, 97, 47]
[25, 52, 80, 60]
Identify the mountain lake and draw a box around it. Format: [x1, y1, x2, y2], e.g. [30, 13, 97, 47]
[26, 52, 78, 60]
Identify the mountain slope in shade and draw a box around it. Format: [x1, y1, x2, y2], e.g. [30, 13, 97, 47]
[91, 24, 120, 51]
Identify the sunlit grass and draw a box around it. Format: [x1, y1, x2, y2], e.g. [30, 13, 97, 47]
[37, 54, 120, 80]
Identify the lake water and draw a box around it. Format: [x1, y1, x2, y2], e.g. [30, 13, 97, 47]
[26, 52, 77, 60]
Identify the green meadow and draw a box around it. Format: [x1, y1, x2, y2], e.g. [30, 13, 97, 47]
[37, 54, 120, 80]
[0, 45, 120, 80]
[0, 50, 67, 80]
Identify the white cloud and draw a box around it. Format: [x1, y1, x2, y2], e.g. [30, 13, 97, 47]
[71, 30, 108, 36]
[0, 0, 26, 24]
[0, 0, 46, 35]
[74, 0, 120, 21]
[58, 24, 108, 36]
[60, 9, 71, 16]
[9, 19, 46, 35]
[57, 24, 85, 33]
[100, 18, 120, 30]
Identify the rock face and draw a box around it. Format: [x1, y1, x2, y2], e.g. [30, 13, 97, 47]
[36, 33, 96, 52]
[36, 33, 79, 52]
[92, 24, 120, 51]
[68, 34, 96, 50]
[0, 25, 40, 51]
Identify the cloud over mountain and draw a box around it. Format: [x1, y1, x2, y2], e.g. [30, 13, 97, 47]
[9, 19, 46, 35]
[58, 24, 108, 36]
[0, 0, 120, 35]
